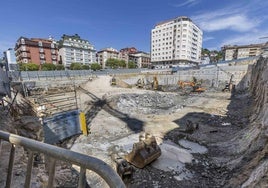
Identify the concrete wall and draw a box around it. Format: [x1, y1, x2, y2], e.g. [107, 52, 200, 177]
[122, 64, 250, 89]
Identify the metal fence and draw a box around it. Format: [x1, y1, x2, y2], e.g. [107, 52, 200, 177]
[0, 130, 125, 188]
[8, 69, 144, 81]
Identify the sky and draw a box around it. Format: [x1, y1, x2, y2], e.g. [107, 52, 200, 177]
[1, 0, 268, 54]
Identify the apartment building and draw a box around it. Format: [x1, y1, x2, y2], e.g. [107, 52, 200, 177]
[3, 48, 17, 71]
[96, 47, 119, 68]
[58, 34, 96, 68]
[14, 37, 58, 65]
[151, 16, 203, 67]
[118, 47, 137, 64]
[129, 51, 151, 68]
[222, 43, 266, 61]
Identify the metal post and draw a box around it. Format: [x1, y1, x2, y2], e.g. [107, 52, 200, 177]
[47, 157, 56, 188]
[24, 151, 34, 188]
[0, 139, 2, 155]
[6, 144, 16, 188]
[216, 66, 219, 88]
[78, 167, 87, 188]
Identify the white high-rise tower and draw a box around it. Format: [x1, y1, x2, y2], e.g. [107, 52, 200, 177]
[151, 16, 203, 67]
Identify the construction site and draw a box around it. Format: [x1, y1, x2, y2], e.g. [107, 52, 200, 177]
[0, 56, 267, 187]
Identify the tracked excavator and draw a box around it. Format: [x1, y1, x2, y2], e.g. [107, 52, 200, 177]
[178, 77, 205, 93]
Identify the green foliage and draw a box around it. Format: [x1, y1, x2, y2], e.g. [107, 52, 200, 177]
[19, 63, 39, 71]
[128, 61, 136, 69]
[70, 63, 82, 70]
[202, 48, 210, 55]
[56, 64, 65, 70]
[118, 60, 126, 68]
[41, 63, 56, 71]
[90, 63, 101, 71]
[81, 64, 90, 70]
[106, 58, 118, 69]
[201, 48, 223, 63]
[106, 58, 126, 69]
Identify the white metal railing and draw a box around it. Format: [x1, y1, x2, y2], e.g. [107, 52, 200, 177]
[0, 130, 125, 188]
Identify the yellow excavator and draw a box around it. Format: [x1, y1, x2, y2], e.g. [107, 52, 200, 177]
[152, 76, 159, 90]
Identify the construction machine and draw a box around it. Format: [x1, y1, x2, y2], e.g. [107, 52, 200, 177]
[152, 76, 159, 90]
[136, 78, 145, 88]
[111, 76, 116, 86]
[178, 77, 205, 93]
[222, 74, 234, 92]
[124, 133, 161, 168]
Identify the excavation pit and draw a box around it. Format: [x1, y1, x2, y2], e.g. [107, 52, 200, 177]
[108, 92, 194, 115]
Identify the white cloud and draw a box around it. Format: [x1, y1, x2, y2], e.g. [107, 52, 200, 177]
[220, 29, 268, 46]
[192, 2, 264, 33]
[203, 36, 214, 42]
[199, 14, 259, 32]
[172, 0, 199, 8]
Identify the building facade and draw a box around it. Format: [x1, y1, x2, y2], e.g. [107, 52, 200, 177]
[129, 51, 151, 68]
[58, 34, 96, 69]
[96, 47, 119, 68]
[118, 47, 137, 65]
[151, 16, 203, 67]
[14, 37, 58, 66]
[222, 43, 266, 61]
[3, 48, 17, 71]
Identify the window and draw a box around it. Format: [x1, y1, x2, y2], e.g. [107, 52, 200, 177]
[51, 43, 55, 48]
[38, 41, 43, 47]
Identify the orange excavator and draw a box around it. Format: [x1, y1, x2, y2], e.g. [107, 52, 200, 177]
[178, 77, 205, 93]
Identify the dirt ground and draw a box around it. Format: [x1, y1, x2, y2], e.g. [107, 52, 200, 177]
[0, 75, 255, 187]
[71, 75, 251, 187]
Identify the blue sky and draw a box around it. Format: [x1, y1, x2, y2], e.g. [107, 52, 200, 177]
[1, 0, 268, 54]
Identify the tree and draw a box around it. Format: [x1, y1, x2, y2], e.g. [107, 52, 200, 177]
[106, 58, 118, 69]
[81, 64, 90, 70]
[70, 63, 82, 70]
[90, 63, 101, 71]
[118, 60, 126, 68]
[19, 63, 39, 71]
[41, 63, 56, 71]
[128, 61, 136, 69]
[56, 64, 65, 70]
[202, 48, 210, 55]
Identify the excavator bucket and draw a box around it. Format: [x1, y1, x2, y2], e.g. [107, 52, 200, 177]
[125, 133, 161, 168]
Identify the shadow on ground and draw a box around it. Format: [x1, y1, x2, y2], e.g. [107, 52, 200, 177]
[78, 86, 144, 133]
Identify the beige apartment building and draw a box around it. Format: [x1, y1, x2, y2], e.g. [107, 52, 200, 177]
[96, 47, 119, 68]
[129, 51, 151, 68]
[222, 43, 266, 61]
[151, 16, 203, 67]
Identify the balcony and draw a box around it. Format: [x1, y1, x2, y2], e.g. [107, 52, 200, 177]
[21, 47, 30, 52]
[22, 53, 31, 59]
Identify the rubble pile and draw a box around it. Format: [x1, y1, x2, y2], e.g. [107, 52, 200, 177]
[113, 93, 194, 115]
